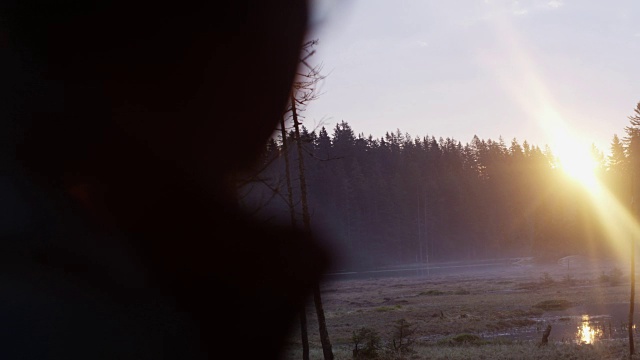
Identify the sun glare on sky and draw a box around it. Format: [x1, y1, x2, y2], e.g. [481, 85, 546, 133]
[544, 117, 599, 191]
[490, 7, 640, 263]
[541, 110, 640, 263]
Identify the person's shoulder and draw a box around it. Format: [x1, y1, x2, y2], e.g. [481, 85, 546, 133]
[0, 258, 203, 359]
[213, 207, 331, 280]
[0, 176, 204, 359]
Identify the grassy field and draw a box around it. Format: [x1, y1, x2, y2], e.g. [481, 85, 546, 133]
[281, 256, 640, 359]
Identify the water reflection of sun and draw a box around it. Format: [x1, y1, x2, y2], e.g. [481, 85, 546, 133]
[577, 315, 602, 345]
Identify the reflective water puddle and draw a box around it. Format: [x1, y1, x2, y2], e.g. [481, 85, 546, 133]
[575, 315, 608, 344]
[489, 303, 640, 344]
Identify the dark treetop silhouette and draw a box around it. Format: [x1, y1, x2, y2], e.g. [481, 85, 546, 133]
[0, 0, 330, 359]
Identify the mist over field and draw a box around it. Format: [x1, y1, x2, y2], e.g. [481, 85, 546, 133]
[238, 71, 640, 358]
[236, 2, 640, 358]
[240, 120, 636, 274]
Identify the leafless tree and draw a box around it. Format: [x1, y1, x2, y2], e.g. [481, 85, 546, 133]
[236, 39, 333, 360]
[286, 39, 334, 360]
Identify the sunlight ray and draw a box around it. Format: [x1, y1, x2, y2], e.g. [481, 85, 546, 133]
[485, 9, 640, 264]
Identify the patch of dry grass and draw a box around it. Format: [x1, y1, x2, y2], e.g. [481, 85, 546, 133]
[281, 340, 640, 360]
[532, 299, 573, 311]
[283, 258, 637, 359]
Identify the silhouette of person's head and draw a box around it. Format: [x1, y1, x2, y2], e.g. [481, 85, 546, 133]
[2, 2, 329, 359]
[2, 0, 309, 205]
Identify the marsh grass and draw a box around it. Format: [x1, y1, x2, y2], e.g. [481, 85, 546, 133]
[284, 258, 637, 359]
[419, 289, 445, 296]
[436, 333, 485, 346]
[415, 339, 640, 360]
[282, 339, 640, 360]
[532, 299, 573, 311]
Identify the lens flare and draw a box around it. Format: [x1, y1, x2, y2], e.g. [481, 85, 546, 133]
[542, 113, 599, 190]
[483, 8, 640, 264]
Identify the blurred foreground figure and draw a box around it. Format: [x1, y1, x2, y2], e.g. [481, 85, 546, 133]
[0, 0, 329, 359]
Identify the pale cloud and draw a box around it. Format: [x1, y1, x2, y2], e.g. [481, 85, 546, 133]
[478, 0, 561, 19]
[305, 0, 640, 155]
[509, 0, 563, 17]
[513, 8, 529, 16]
[511, 1, 529, 16]
[547, 0, 563, 9]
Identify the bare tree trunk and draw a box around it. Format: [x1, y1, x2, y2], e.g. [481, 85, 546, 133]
[424, 190, 430, 276]
[538, 324, 551, 347]
[280, 120, 298, 234]
[280, 117, 310, 360]
[417, 185, 422, 276]
[631, 170, 637, 358]
[630, 247, 635, 358]
[291, 94, 334, 360]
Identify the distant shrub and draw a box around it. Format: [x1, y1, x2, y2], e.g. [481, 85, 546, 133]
[533, 299, 573, 311]
[352, 327, 382, 359]
[598, 267, 624, 286]
[454, 288, 470, 295]
[437, 333, 484, 346]
[516, 281, 540, 290]
[509, 318, 537, 327]
[388, 319, 417, 357]
[610, 267, 623, 285]
[351, 320, 419, 359]
[598, 272, 609, 283]
[375, 305, 402, 312]
[420, 289, 444, 296]
[539, 272, 555, 285]
[562, 273, 575, 285]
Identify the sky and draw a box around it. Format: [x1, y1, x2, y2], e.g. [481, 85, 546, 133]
[303, 0, 640, 156]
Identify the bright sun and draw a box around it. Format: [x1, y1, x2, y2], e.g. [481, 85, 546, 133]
[553, 137, 599, 191]
[537, 107, 600, 191]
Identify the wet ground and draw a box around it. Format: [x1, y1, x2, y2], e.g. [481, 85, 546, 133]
[285, 256, 640, 360]
[491, 302, 640, 344]
[325, 258, 515, 281]
[286, 255, 640, 358]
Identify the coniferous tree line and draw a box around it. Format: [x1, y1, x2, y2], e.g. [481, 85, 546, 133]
[240, 102, 640, 272]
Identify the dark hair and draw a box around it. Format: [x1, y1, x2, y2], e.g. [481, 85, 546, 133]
[3, 0, 308, 187]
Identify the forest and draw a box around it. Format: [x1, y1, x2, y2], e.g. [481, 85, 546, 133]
[239, 104, 640, 273]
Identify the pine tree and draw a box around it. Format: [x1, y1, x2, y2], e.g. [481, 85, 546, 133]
[624, 102, 640, 358]
[624, 102, 640, 142]
[609, 134, 627, 174]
